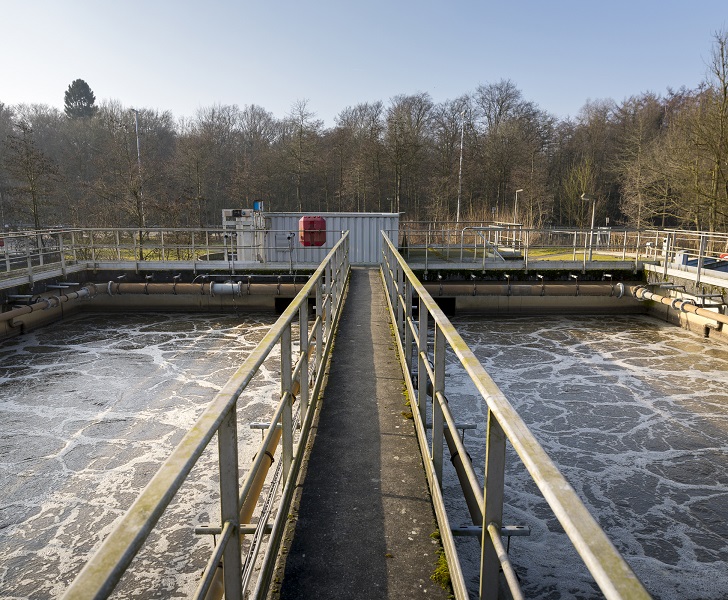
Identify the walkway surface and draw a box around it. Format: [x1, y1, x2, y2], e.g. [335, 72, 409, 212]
[272, 268, 449, 599]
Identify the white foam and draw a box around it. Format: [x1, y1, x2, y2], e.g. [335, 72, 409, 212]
[446, 314, 728, 599]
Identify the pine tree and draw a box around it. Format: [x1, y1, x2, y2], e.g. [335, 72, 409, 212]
[64, 79, 97, 118]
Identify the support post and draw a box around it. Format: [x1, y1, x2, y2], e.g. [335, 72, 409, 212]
[432, 326, 445, 485]
[480, 412, 506, 600]
[281, 323, 293, 485]
[417, 302, 428, 426]
[218, 406, 242, 600]
[299, 298, 309, 425]
[404, 280, 413, 373]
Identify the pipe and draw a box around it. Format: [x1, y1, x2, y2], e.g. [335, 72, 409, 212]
[0, 285, 96, 323]
[106, 282, 300, 297]
[423, 282, 621, 297]
[630, 285, 728, 327]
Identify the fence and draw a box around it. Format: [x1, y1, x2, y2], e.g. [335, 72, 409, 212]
[380, 231, 651, 600]
[0, 227, 347, 289]
[61, 233, 350, 599]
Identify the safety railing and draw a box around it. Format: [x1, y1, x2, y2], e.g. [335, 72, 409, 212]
[380, 231, 651, 600]
[62, 232, 350, 600]
[0, 227, 346, 289]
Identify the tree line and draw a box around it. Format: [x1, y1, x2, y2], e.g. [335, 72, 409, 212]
[2, 32, 728, 232]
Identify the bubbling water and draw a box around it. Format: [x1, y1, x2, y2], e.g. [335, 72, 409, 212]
[0, 313, 279, 599]
[444, 314, 728, 600]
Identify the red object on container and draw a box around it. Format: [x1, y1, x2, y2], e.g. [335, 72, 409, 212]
[299, 216, 326, 247]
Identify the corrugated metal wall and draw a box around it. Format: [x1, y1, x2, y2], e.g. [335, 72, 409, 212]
[255, 212, 399, 265]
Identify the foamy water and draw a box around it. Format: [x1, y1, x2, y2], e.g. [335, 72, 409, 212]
[0, 313, 279, 599]
[443, 315, 728, 600]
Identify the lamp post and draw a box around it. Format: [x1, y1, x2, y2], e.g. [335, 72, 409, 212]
[514, 189, 523, 223]
[132, 109, 145, 228]
[456, 110, 465, 225]
[580, 193, 597, 261]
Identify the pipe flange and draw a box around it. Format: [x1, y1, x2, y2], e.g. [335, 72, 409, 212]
[680, 299, 696, 312]
[670, 298, 681, 310]
[615, 282, 624, 299]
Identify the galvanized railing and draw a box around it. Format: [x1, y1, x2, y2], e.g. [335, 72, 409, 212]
[62, 233, 350, 600]
[0, 227, 345, 289]
[380, 231, 651, 600]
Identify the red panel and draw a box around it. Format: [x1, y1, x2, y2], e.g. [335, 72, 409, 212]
[299, 216, 326, 247]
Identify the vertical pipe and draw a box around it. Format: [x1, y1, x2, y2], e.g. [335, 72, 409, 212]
[417, 302, 428, 429]
[480, 412, 506, 600]
[432, 326, 445, 485]
[218, 407, 242, 600]
[281, 324, 293, 486]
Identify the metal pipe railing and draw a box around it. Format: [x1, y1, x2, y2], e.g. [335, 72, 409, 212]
[380, 231, 651, 600]
[61, 232, 350, 600]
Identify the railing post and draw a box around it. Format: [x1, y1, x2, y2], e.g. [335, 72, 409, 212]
[397, 262, 404, 339]
[663, 232, 672, 277]
[281, 323, 293, 485]
[25, 238, 34, 287]
[480, 411, 506, 600]
[37, 233, 44, 266]
[404, 279, 413, 373]
[432, 325, 445, 485]
[299, 296, 309, 425]
[59, 233, 67, 277]
[697, 233, 707, 287]
[417, 301, 428, 426]
[315, 277, 323, 374]
[218, 405, 242, 600]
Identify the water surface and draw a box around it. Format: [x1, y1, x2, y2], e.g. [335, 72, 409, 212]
[445, 315, 728, 600]
[0, 313, 278, 598]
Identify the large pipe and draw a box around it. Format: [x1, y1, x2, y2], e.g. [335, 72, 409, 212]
[0, 284, 97, 323]
[423, 282, 623, 297]
[107, 281, 301, 296]
[630, 285, 728, 326]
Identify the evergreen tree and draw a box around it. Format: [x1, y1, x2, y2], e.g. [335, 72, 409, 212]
[64, 79, 97, 118]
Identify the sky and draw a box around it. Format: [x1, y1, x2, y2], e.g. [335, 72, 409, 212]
[1, 0, 727, 128]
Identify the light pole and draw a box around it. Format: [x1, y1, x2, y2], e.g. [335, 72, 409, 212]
[456, 110, 465, 225]
[132, 109, 145, 227]
[514, 189, 523, 223]
[581, 193, 597, 261]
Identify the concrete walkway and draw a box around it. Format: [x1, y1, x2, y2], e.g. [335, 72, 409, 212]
[272, 268, 449, 599]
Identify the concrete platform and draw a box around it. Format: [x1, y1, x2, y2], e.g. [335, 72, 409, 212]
[271, 268, 449, 599]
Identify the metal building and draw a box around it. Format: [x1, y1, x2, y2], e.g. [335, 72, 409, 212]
[231, 211, 399, 266]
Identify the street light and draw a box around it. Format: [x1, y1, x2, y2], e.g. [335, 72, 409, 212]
[132, 109, 145, 228]
[514, 189, 523, 222]
[456, 110, 466, 225]
[580, 193, 597, 261]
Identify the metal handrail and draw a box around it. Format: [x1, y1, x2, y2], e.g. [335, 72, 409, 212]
[62, 232, 350, 600]
[0, 227, 347, 289]
[380, 231, 651, 600]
